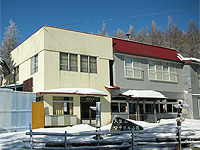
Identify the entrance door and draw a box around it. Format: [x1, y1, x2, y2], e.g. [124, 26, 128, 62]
[80, 97, 100, 125]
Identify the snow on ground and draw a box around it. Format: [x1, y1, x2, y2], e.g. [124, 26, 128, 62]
[0, 119, 200, 150]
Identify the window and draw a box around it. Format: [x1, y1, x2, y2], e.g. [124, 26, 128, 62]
[80, 55, 97, 73]
[148, 60, 177, 82]
[69, 54, 78, 71]
[111, 102, 128, 113]
[53, 97, 73, 115]
[81, 55, 88, 72]
[125, 56, 142, 79]
[60, 53, 68, 70]
[30, 55, 38, 74]
[60, 53, 78, 71]
[36, 96, 43, 102]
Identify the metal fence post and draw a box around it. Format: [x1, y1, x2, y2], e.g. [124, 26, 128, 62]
[65, 131, 67, 150]
[29, 123, 33, 150]
[132, 128, 135, 150]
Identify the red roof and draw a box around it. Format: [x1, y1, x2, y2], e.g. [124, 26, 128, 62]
[113, 38, 181, 62]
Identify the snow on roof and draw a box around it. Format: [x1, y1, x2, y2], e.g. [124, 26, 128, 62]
[37, 88, 107, 96]
[122, 90, 167, 99]
[105, 85, 120, 90]
[177, 53, 200, 63]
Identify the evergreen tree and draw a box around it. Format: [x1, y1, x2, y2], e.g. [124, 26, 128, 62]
[0, 19, 21, 84]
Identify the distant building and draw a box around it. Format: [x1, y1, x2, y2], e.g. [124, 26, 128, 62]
[179, 55, 200, 119]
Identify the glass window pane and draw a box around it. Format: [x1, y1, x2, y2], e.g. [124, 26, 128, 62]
[69, 54, 77, 71]
[125, 56, 132, 67]
[129, 103, 136, 114]
[120, 103, 127, 112]
[134, 69, 140, 78]
[167, 104, 172, 112]
[133, 58, 140, 67]
[170, 64, 175, 72]
[170, 73, 176, 81]
[163, 62, 168, 71]
[111, 103, 119, 112]
[149, 70, 155, 79]
[126, 67, 133, 77]
[156, 61, 162, 70]
[149, 60, 155, 69]
[163, 72, 169, 80]
[89, 57, 97, 73]
[156, 71, 162, 80]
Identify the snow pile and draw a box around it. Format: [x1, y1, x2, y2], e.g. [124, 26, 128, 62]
[122, 90, 167, 99]
[0, 119, 200, 150]
[37, 88, 107, 96]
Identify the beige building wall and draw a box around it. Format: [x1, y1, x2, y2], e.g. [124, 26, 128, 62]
[10, 26, 113, 126]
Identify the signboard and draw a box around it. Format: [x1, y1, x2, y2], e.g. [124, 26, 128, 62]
[110, 115, 143, 132]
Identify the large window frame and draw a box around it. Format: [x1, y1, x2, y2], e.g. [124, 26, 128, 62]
[30, 54, 38, 75]
[60, 53, 78, 72]
[80, 55, 97, 73]
[148, 60, 177, 82]
[53, 96, 73, 115]
[124, 56, 142, 79]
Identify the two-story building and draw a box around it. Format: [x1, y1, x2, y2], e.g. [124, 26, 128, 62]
[108, 38, 184, 122]
[9, 26, 113, 126]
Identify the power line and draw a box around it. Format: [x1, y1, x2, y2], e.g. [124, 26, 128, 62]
[53, 8, 199, 27]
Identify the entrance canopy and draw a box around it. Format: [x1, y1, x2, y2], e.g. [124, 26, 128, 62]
[122, 90, 167, 99]
[37, 88, 107, 96]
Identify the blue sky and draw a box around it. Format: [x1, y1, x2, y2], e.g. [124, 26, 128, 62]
[0, 0, 199, 43]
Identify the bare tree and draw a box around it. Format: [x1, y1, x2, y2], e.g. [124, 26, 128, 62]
[185, 20, 200, 58]
[98, 22, 108, 36]
[113, 28, 126, 39]
[128, 25, 136, 41]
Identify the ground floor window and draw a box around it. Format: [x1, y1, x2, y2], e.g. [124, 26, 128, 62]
[111, 102, 128, 113]
[111, 97, 128, 113]
[53, 96, 73, 115]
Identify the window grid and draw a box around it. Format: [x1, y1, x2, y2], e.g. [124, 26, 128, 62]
[80, 55, 97, 73]
[148, 60, 177, 82]
[31, 54, 38, 75]
[124, 56, 142, 79]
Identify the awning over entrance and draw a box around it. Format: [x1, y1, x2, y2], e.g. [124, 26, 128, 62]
[37, 88, 107, 96]
[122, 90, 167, 99]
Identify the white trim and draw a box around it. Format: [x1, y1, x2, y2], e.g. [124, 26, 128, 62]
[198, 99, 200, 117]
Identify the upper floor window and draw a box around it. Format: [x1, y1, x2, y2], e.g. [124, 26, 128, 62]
[124, 56, 142, 79]
[148, 60, 177, 82]
[80, 55, 97, 73]
[60, 53, 78, 72]
[30, 54, 38, 74]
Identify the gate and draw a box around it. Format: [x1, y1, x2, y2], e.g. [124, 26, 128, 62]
[32, 102, 44, 129]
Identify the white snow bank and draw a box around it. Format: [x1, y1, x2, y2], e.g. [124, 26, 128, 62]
[1, 119, 200, 150]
